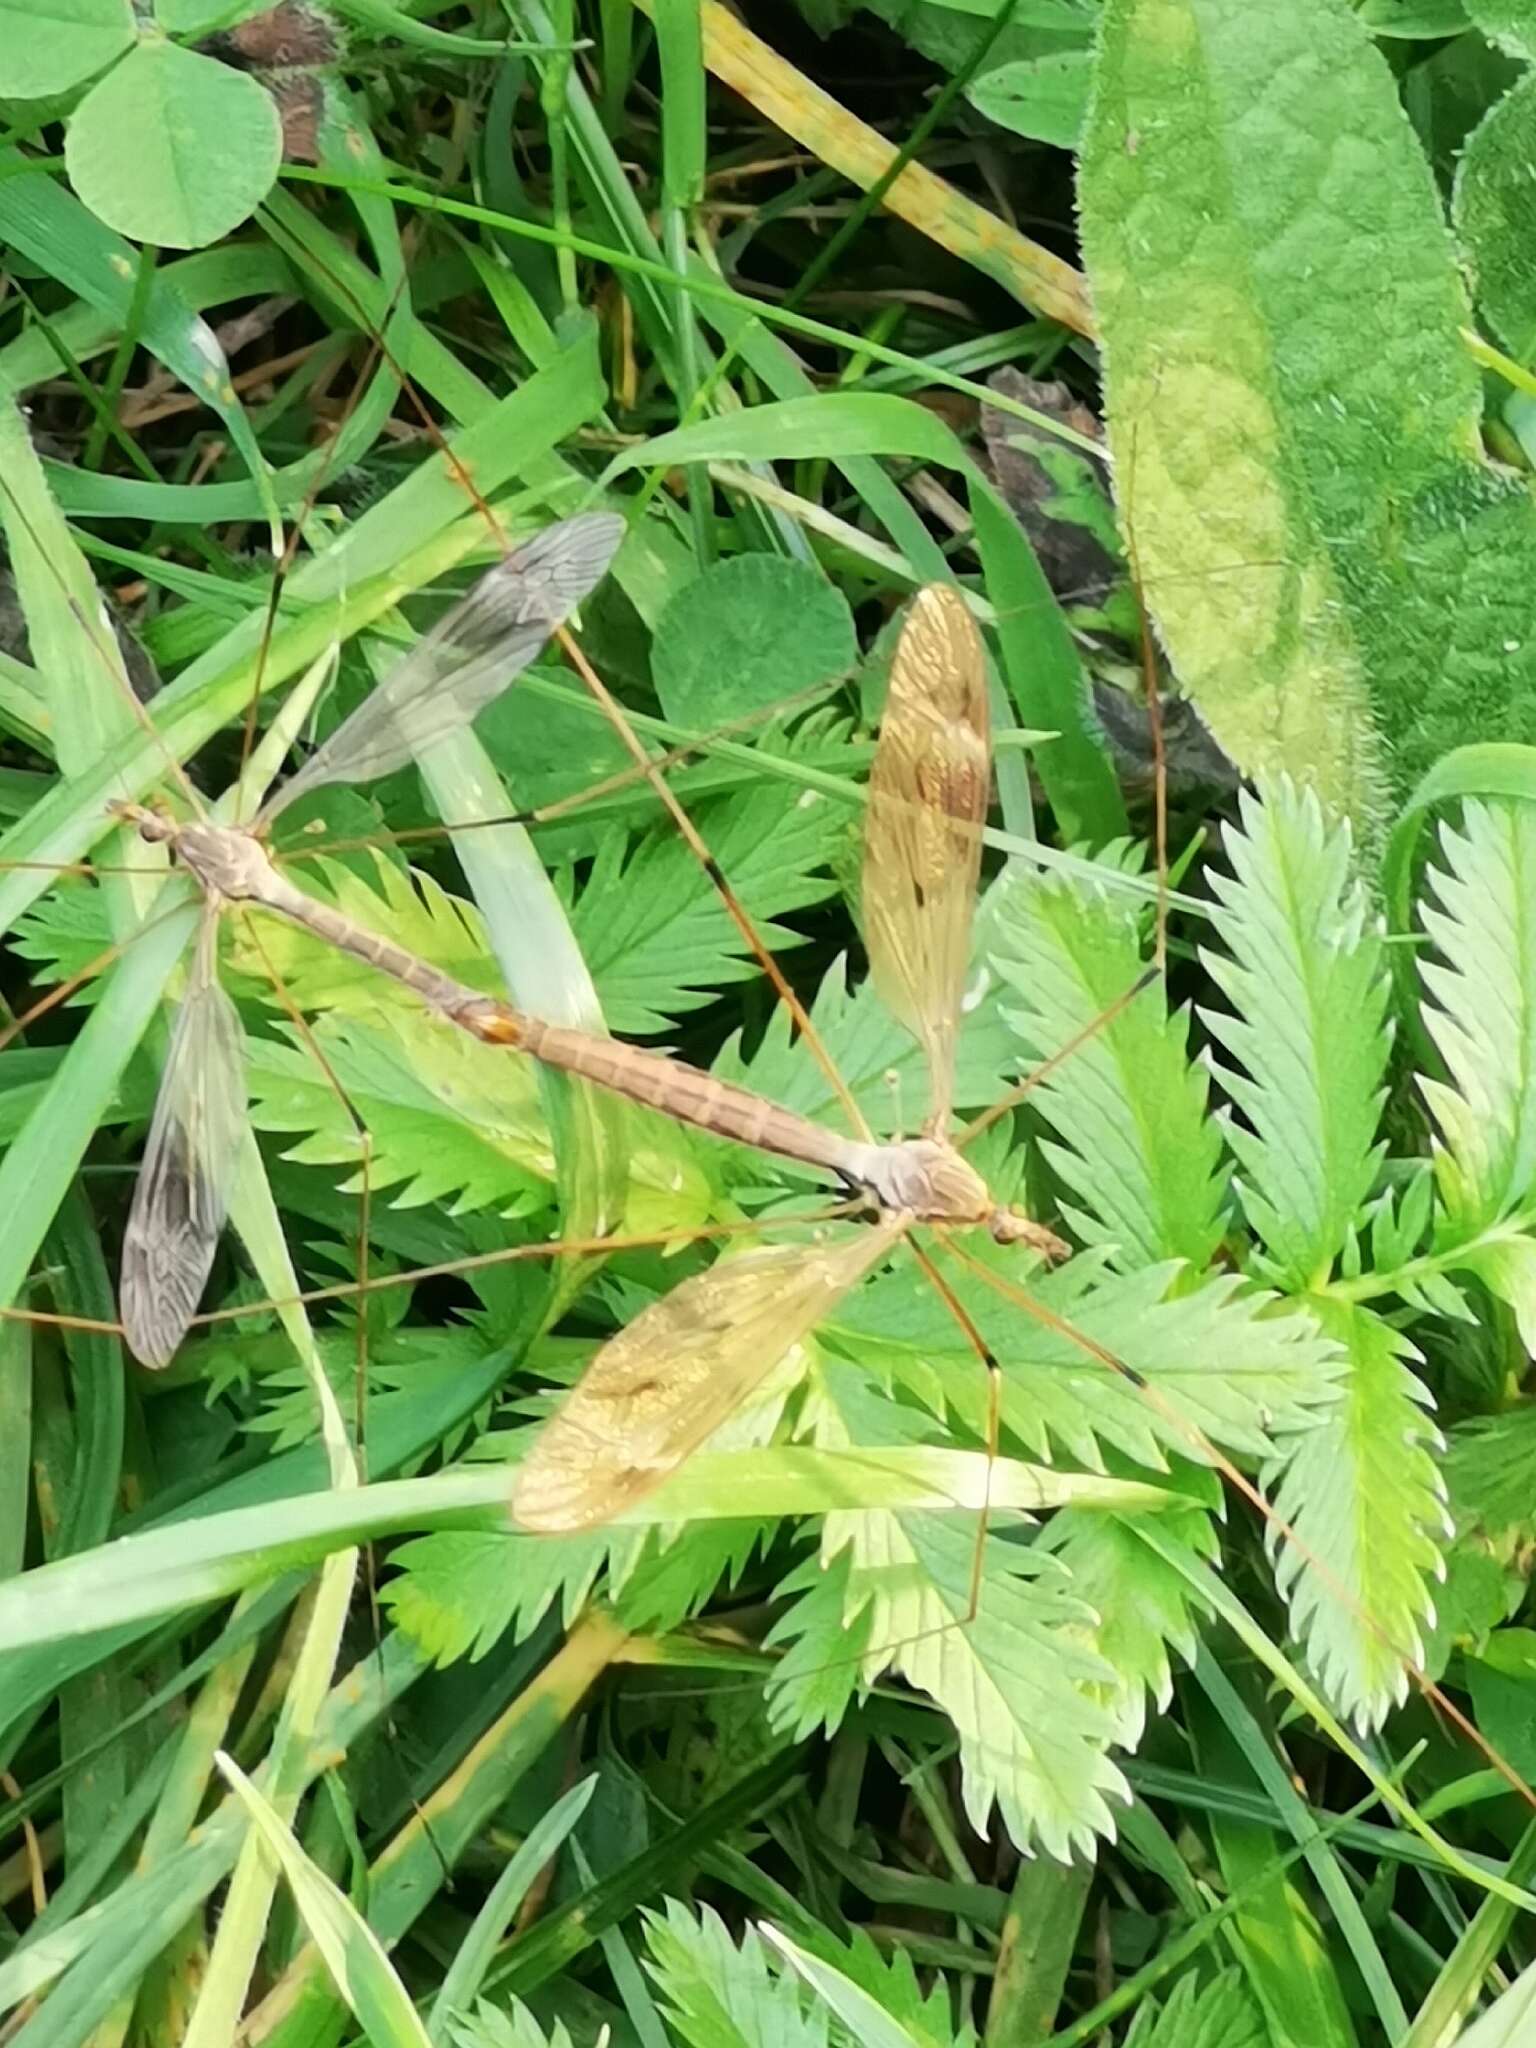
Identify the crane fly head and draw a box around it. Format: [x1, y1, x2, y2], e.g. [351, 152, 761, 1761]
[988, 1207, 1071, 1260]
[107, 797, 176, 841]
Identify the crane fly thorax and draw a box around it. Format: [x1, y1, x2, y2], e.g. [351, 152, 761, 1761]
[160, 818, 275, 901]
[851, 1136, 992, 1223]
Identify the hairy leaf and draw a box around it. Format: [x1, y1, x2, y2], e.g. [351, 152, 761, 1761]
[1080, 0, 1536, 810]
[1454, 70, 1536, 358]
[1201, 782, 1390, 1287]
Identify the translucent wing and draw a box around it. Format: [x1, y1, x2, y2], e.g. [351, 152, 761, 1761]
[120, 914, 246, 1368]
[862, 585, 989, 1132]
[260, 511, 626, 823]
[512, 1224, 899, 1532]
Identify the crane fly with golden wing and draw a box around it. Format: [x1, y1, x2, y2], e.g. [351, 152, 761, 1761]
[511, 583, 1067, 1534]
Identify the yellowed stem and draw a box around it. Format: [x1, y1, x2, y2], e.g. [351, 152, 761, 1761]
[651, 0, 1094, 336]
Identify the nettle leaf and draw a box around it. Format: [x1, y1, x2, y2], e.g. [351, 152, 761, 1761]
[1037, 1505, 1217, 1747]
[11, 875, 116, 999]
[226, 853, 711, 1233]
[645, 1902, 829, 2048]
[832, 1246, 1346, 1475]
[1364, 1162, 1435, 1274]
[1268, 1298, 1446, 1729]
[1420, 799, 1536, 1231]
[763, 1362, 1127, 1861]
[224, 852, 494, 1014]
[1200, 782, 1390, 1287]
[990, 856, 1226, 1272]
[610, 1517, 775, 1635]
[767, 1929, 975, 2048]
[565, 772, 845, 1035]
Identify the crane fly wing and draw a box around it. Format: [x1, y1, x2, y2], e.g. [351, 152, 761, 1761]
[261, 511, 626, 823]
[511, 1224, 900, 1532]
[120, 914, 246, 1368]
[862, 585, 989, 1131]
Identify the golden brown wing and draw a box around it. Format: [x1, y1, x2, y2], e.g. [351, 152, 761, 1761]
[511, 1223, 900, 1532]
[863, 585, 989, 1132]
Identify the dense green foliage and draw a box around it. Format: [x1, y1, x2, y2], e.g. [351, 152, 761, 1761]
[8, 0, 1536, 2042]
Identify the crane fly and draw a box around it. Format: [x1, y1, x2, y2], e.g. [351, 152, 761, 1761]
[119, 558, 1065, 1367]
[116, 509, 627, 1366]
[510, 582, 1067, 1532]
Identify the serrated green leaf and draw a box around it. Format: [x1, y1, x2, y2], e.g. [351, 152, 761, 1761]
[1454, 71, 1536, 359]
[1268, 1298, 1446, 1729]
[1420, 800, 1536, 1231]
[1125, 1971, 1268, 2048]
[834, 1248, 1346, 1475]
[446, 2000, 572, 2048]
[816, 1512, 1127, 1860]
[1367, 1163, 1435, 1272]
[1038, 1506, 1216, 1745]
[566, 772, 844, 1035]
[1199, 782, 1390, 1286]
[989, 857, 1226, 1272]
[1453, 1230, 1536, 1354]
[774, 1927, 972, 2048]
[245, 1014, 553, 1211]
[652, 555, 856, 728]
[765, 1928, 934, 2048]
[382, 1528, 616, 1660]
[66, 40, 282, 249]
[716, 949, 1015, 1148]
[1446, 1404, 1536, 1543]
[645, 1902, 828, 2048]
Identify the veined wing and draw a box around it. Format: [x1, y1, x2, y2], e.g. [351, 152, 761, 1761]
[512, 1223, 901, 1532]
[120, 914, 247, 1368]
[260, 511, 626, 823]
[862, 584, 989, 1131]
